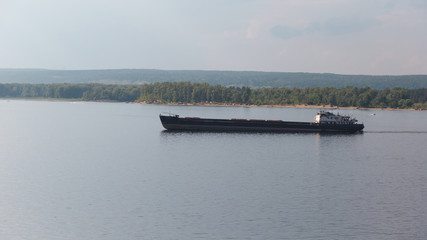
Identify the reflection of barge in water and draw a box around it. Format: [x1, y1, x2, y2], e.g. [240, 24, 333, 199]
[159, 111, 364, 133]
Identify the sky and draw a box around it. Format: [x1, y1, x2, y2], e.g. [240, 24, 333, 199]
[1, 0, 427, 75]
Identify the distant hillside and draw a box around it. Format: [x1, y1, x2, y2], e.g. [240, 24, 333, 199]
[0, 69, 426, 89]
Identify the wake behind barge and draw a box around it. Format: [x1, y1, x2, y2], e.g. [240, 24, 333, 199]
[160, 111, 364, 133]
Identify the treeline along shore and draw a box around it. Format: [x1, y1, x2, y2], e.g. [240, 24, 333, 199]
[0, 82, 426, 110]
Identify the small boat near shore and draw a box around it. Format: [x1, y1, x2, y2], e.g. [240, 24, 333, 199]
[159, 111, 364, 133]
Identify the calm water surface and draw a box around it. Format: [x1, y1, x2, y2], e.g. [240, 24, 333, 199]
[0, 100, 426, 240]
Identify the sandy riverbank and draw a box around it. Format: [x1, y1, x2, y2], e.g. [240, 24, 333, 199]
[8, 98, 422, 111]
[140, 101, 421, 111]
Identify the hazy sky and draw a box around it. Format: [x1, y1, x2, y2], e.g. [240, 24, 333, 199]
[1, 0, 427, 74]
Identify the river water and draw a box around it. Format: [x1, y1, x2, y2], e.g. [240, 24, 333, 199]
[0, 100, 426, 240]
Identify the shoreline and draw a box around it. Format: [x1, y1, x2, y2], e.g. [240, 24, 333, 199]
[143, 102, 421, 111]
[2, 98, 423, 111]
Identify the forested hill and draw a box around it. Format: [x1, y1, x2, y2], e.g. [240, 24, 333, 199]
[0, 82, 425, 109]
[0, 69, 426, 89]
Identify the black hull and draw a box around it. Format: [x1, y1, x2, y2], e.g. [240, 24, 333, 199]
[160, 115, 364, 133]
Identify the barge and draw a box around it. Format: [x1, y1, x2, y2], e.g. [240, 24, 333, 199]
[159, 111, 364, 133]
